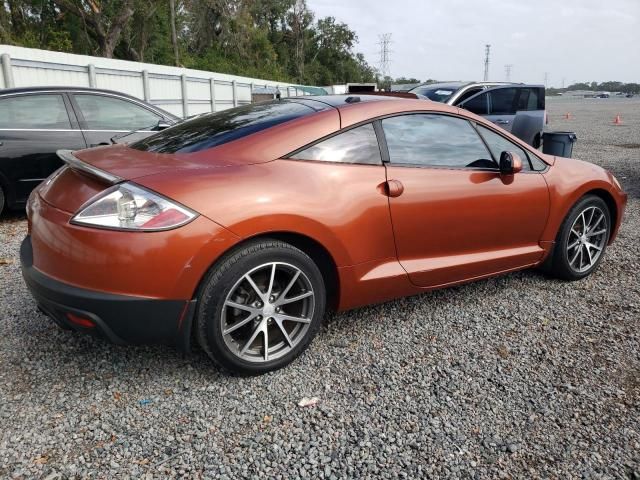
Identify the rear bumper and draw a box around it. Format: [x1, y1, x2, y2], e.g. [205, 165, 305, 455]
[21, 235, 195, 348]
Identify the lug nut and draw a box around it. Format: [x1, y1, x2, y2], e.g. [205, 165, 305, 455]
[269, 295, 275, 302]
[257, 315, 262, 320]
[276, 307, 281, 313]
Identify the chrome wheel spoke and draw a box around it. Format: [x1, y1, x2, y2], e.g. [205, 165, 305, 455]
[266, 263, 277, 297]
[568, 239, 580, 250]
[275, 318, 294, 348]
[240, 323, 263, 355]
[224, 300, 257, 313]
[277, 290, 313, 306]
[584, 244, 593, 264]
[244, 273, 265, 299]
[277, 314, 311, 324]
[586, 242, 602, 252]
[586, 228, 606, 237]
[263, 326, 269, 361]
[223, 312, 258, 335]
[280, 270, 301, 299]
[569, 247, 581, 266]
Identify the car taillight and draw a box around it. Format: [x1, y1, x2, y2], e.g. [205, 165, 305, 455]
[71, 182, 197, 231]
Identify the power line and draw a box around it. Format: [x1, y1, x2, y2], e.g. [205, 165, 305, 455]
[483, 44, 491, 81]
[504, 64, 513, 82]
[378, 33, 392, 79]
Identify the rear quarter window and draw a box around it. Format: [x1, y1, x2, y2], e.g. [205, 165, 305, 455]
[131, 101, 319, 154]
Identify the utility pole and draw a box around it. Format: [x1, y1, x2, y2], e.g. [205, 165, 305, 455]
[483, 44, 491, 81]
[378, 33, 392, 89]
[544, 72, 549, 88]
[504, 64, 513, 82]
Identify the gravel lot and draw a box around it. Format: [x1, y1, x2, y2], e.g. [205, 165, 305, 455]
[1, 98, 639, 479]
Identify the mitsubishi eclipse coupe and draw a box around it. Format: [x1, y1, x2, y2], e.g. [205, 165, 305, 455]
[21, 95, 627, 375]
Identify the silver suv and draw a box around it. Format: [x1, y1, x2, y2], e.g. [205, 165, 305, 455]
[409, 82, 546, 147]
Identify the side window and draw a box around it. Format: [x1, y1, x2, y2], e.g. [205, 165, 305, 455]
[460, 92, 488, 115]
[0, 94, 71, 129]
[488, 88, 518, 115]
[382, 114, 495, 169]
[516, 88, 542, 112]
[454, 87, 483, 105]
[476, 125, 533, 171]
[290, 123, 381, 165]
[74, 94, 161, 131]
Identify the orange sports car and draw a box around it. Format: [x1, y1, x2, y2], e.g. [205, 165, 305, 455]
[21, 95, 627, 374]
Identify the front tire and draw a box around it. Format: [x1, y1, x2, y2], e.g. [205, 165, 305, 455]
[195, 239, 326, 375]
[0, 186, 5, 216]
[548, 195, 611, 281]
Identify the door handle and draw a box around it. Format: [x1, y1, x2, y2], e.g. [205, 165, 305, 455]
[385, 179, 404, 198]
[495, 119, 510, 125]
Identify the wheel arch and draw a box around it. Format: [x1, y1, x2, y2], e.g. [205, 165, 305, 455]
[583, 188, 618, 245]
[193, 230, 341, 312]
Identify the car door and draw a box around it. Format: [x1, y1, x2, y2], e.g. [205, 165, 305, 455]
[458, 86, 546, 146]
[380, 113, 550, 288]
[70, 93, 166, 147]
[0, 92, 86, 207]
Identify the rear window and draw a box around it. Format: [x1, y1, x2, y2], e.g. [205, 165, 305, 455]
[131, 100, 319, 153]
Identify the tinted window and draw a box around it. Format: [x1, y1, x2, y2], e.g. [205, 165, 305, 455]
[476, 125, 532, 171]
[0, 94, 71, 129]
[382, 114, 493, 169]
[461, 92, 488, 115]
[132, 101, 317, 154]
[488, 88, 518, 115]
[455, 87, 483, 104]
[291, 124, 381, 165]
[75, 94, 161, 131]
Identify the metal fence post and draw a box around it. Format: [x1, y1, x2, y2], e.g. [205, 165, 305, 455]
[250, 83, 254, 104]
[232, 80, 238, 107]
[87, 63, 97, 88]
[180, 74, 188, 118]
[210, 78, 216, 112]
[1, 54, 15, 88]
[142, 70, 150, 102]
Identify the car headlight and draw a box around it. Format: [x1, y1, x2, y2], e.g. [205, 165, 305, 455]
[71, 182, 198, 231]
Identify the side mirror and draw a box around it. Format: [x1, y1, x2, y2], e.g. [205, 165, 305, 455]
[156, 120, 173, 130]
[499, 151, 523, 175]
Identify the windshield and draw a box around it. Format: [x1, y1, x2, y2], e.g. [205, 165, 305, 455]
[409, 85, 461, 103]
[131, 100, 321, 154]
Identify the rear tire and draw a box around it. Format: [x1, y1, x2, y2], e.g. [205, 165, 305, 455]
[0, 186, 5, 216]
[547, 195, 611, 281]
[195, 239, 326, 375]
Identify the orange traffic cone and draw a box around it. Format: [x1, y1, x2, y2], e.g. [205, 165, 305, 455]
[564, 112, 572, 120]
[613, 114, 623, 125]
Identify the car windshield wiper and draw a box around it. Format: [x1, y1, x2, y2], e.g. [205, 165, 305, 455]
[110, 119, 173, 144]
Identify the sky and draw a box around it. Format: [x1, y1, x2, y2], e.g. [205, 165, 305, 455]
[306, 0, 640, 86]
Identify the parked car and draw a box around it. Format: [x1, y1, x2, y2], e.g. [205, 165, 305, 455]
[0, 86, 179, 215]
[21, 95, 627, 375]
[409, 82, 546, 147]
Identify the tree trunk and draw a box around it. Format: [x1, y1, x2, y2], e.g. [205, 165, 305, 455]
[169, 0, 179, 66]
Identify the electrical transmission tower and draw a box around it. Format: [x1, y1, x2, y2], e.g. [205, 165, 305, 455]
[504, 64, 513, 82]
[483, 44, 491, 81]
[378, 33, 392, 80]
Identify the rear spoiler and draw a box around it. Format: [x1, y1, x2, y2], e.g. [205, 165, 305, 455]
[57, 150, 123, 185]
[362, 92, 422, 99]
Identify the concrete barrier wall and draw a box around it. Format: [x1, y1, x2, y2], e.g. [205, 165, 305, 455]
[0, 45, 310, 118]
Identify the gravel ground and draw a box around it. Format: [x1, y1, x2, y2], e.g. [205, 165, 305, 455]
[1, 98, 639, 479]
